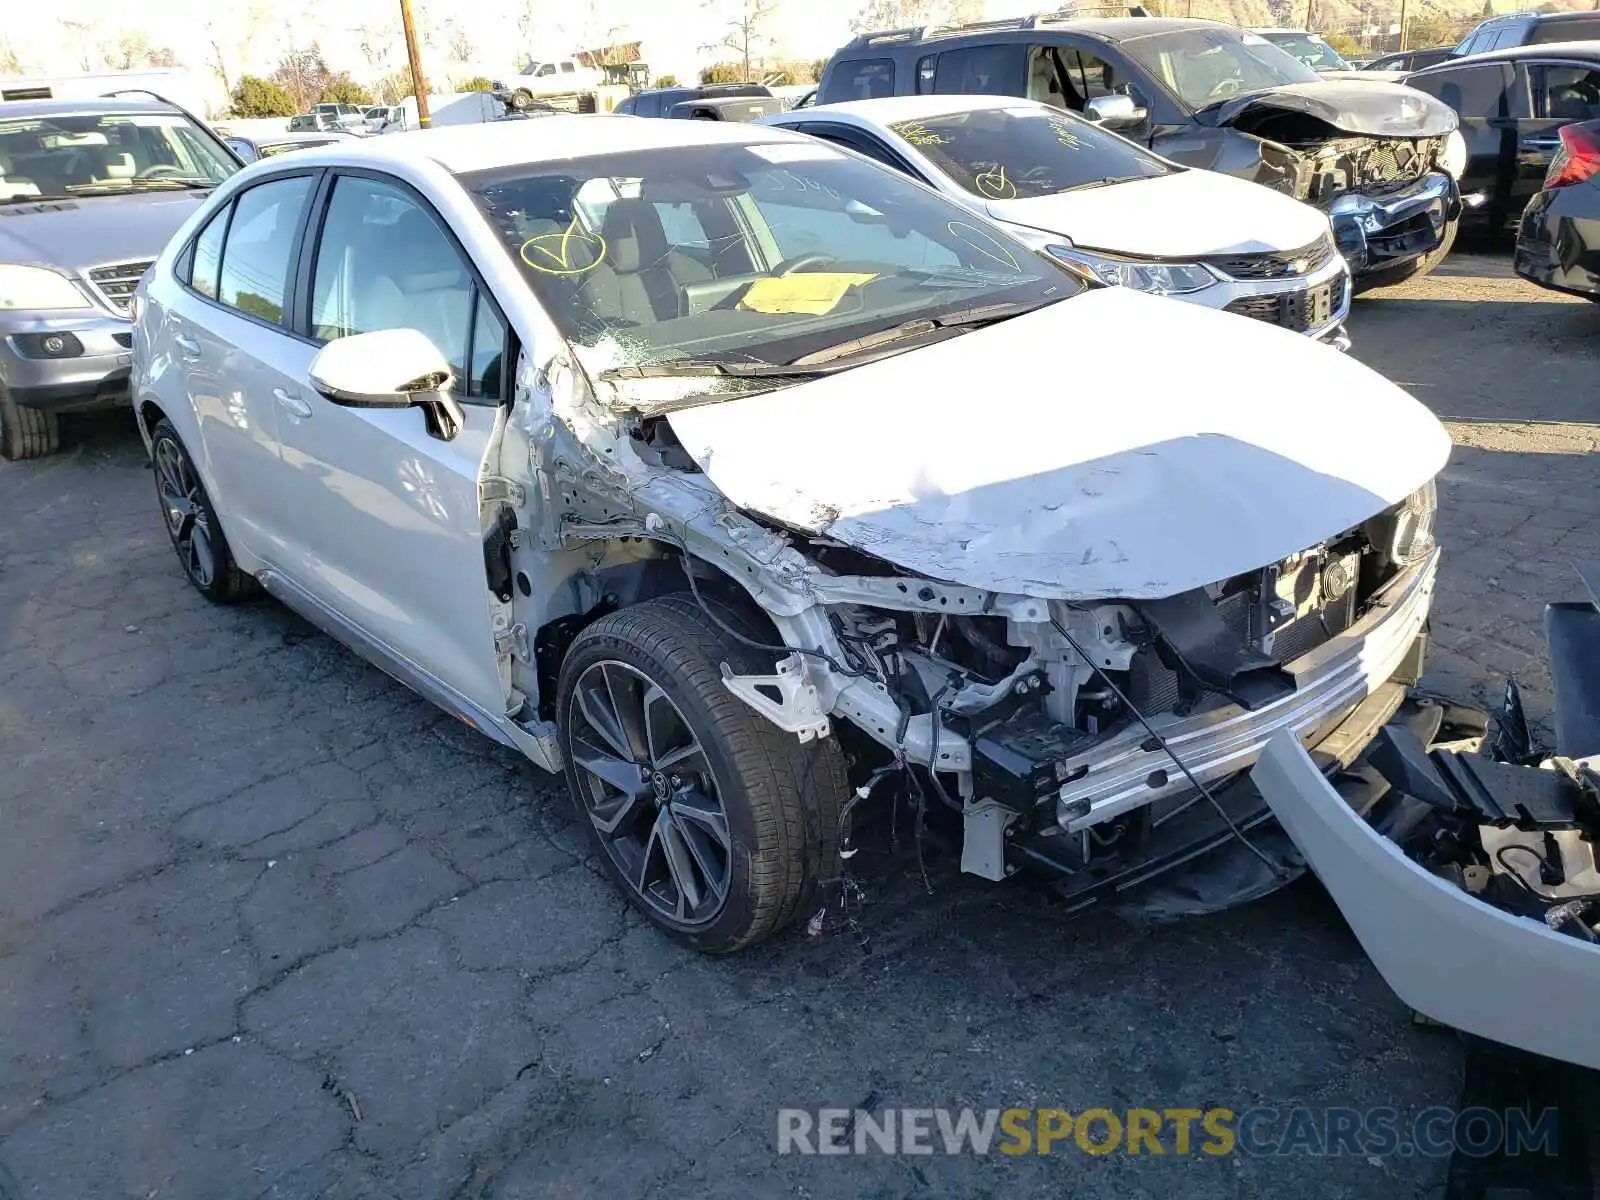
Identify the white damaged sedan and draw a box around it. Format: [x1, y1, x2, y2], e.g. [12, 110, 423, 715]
[763, 94, 1352, 346]
[132, 116, 1447, 952]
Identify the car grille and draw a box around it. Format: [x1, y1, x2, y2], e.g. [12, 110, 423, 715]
[86, 260, 154, 315]
[1203, 235, 1337, 281]
[1225, 274, 1346, 333]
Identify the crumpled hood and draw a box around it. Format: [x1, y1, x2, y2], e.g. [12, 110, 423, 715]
[666, 287, 1451, 600]
[985, 168, 1330, 259]
[0, 189, 213, 276]
[1213, 80, 1458, 138]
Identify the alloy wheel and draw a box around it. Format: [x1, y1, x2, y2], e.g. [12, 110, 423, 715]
[154, 437, 216, 588]
[566, 659, 733, 928]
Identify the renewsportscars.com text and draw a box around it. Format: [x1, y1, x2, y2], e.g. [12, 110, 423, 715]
[776, 1106, 1559, 1158]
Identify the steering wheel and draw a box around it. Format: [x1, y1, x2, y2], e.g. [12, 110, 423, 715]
[774, 252, 837, 274]
[138, 164, 191, 179]
[1206, 78, 1243, 101]
[1018, 165, 1055, 186]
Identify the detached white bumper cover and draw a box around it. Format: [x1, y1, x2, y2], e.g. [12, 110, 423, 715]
[1254, 730, 1600, 1071]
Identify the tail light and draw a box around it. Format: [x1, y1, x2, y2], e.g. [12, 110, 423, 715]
[1544, 122, 1600, 190]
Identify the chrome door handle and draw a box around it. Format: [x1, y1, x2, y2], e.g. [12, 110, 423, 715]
[272, 387, 313, 418]
[173, 333, 201, 359]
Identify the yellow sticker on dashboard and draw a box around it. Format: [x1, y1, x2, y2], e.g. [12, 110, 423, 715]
[738, 272, 877, 315]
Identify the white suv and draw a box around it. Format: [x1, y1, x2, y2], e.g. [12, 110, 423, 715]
[131, 118, 1448, 952]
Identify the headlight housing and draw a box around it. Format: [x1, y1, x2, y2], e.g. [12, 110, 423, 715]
[1046, 246, 1218, 296]
[1440, 129, 1467, 180]
[0, 264, 91, 311]
[1366, 479, 1438, 569]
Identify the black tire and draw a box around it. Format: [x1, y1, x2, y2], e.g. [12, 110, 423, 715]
[0, 382, 60, 461]
[1353, 218, 1458, 295]
[510, 89, 534, 111]
[150, 419, 258, 603]
[557, 594, 846, 953]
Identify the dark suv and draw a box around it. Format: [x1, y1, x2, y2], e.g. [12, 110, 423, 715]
[1453, 11, 1600, 57]
[817, 12, 1463, 288]
[613, 84, 784, 121]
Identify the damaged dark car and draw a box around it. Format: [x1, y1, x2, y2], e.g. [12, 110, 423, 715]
[818, 13, 1467, 288]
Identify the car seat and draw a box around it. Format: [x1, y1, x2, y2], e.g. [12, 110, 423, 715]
[580, 198, 712, 324]
[349, 209, 472, 376]
[0, 149, 40, 197]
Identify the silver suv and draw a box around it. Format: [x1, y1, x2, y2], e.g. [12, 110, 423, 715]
[0, 96, 239, 459]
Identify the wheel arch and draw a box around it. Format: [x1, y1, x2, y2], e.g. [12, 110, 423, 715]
[529, 539, 783, 722]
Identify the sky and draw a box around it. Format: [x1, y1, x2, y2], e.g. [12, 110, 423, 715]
[2, 0, 1049, 113]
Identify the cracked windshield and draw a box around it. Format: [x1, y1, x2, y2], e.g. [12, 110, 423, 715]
[467, 142, 1074, 382]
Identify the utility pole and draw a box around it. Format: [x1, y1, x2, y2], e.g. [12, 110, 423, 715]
[1398, 0, 1410, 50]
[399, 0, 431, 128]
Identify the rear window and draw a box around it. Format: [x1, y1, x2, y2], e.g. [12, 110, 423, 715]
[889, 105, 1170, 199]
[933, 45, 1025, 96]
[1531, 17, 1600, 43]
[825, 58, 896, 102]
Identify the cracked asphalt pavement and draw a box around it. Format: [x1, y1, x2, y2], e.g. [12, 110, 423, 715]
[2, 248, 1597, 1199]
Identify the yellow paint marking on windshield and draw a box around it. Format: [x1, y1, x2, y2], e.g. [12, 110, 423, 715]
[974, 164, 1018, 200]
[946, 221, 1021, 273]
[895, 122, 949, 147]
[520, 214, 606, 276]
[1046, 115, 1085, 149]
[738, 272, 878, 315]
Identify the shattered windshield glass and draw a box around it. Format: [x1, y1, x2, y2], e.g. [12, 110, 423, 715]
[0, 111, 237, 199]
[1257, 31, 1351, 72]
[889, 106, 1171, 200]
[1121, 28, 1321, 112]
[463, 141, 1076, 382]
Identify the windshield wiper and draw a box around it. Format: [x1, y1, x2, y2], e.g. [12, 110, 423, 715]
[73, 178, 214, 193]
[598, 359, 828, 381]
[788, 298, 1045, 367]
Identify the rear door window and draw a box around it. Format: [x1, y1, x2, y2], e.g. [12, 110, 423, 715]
[1408, 64, 1512, 117]
[933, 45, 1025, 96]
[1536, 64, 1600, 120]
[188, 205, 229, 299]
[835, 58, 897, 100]
[216, 174, 314, 325]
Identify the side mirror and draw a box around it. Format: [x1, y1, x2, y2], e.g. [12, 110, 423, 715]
[1084, 94, 1147, 129]
[224, 138, 258, 163]
[308, 329, 465, 440]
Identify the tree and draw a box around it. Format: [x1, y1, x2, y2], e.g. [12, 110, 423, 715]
[809, 58, 828, 82]
[702, 0, 779, 82]
[455, 76, 497, 92]
[444, 21, 477, 72]
[849, 0, 982, 33]
[1322, 31, 1362, 56]
[272, 45, 334, 114]
[204, 0, 271, 96]
[655, 73, 681, 87]
[374, 68, 416, 104]
[700, 63, 745, 84]
[229, 75, 296, 118]
[319, 75, 373, 106]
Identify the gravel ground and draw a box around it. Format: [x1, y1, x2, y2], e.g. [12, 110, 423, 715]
[0, 246, 1596, 1199]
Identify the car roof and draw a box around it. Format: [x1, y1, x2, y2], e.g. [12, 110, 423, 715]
[1422, 38, 1600, 67]
[281, 112, 804, 176]
[768, 93, 1029, 126]
[0, 96, 182, 119]
[840, 14, 1230, 50]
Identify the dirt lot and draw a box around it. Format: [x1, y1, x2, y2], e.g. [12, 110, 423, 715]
[1, 248, 1597, 1199]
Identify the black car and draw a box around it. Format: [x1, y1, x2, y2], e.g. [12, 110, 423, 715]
[817, 13, 1462, 287]
[614, 84, 783, 121]
[1404, 41, 1600, 235]
[1515, 117, 1600, 299]
[1453, 10, 1600, 58]
[1364, 47, 1455, 73]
